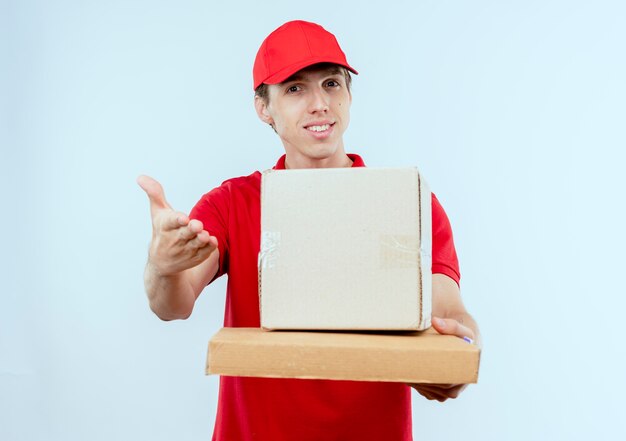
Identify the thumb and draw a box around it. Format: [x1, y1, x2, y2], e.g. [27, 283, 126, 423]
[137, 175, 172, 214]
[431, 316, 475, 342]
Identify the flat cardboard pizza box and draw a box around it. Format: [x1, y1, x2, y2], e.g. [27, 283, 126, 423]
[206, 327, 480, 384]
[259, 167, 432, 331]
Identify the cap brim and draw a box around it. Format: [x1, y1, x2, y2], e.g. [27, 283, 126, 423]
[256, 57, 358, 89]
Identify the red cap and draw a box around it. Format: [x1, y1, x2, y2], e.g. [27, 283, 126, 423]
[253, 20, 358, 90]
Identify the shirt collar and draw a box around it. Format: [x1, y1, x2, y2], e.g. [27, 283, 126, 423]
[273, 153, 365, 170]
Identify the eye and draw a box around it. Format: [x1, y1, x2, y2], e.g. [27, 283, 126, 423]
[325, 79, 341, 88]
[286, 85, 301, 93]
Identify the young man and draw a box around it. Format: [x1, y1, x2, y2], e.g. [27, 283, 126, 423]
[138, 20, 480, 441]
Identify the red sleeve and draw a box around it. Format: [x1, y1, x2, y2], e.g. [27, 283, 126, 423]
[189, 183, 230, 283]
[431, 193, 461, 286]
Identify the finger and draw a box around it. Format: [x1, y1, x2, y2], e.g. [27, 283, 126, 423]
[431, 316, 475, 341]
[184, 235, 218, 264]
[445, 384, 466, 399]
[207, 235, 218, 248]
[415, 387, 449, 402]
[137, 175, 173, 215]
[188, 230, 217, 250]
[414, 384, 449, 394]
[177, 219, 204, 240]
[160, 211, 189, 231]
[418, 383, 457, 390]
[414, 384, 465, 401]
[418, 383, 465, 396]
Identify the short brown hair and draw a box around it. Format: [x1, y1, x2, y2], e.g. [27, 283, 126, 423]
[254, 63, 352, 104]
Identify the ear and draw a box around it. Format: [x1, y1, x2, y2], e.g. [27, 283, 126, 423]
[254, 95, 274, 126]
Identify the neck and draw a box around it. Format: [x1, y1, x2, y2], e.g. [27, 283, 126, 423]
[283, 147, 353, 170]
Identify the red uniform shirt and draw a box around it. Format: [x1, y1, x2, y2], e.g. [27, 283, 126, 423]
[190, 154, 460, 441]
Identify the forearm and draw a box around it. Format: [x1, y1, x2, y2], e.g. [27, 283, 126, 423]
[431, 274, 481, 346]
[144, 260, 196, 320]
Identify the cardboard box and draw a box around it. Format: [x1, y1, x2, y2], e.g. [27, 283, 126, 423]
[206, 327, 480, 384]
[259, 167, 432, 331]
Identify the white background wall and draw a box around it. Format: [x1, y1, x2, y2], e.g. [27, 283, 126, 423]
[2, 0, 625, 439]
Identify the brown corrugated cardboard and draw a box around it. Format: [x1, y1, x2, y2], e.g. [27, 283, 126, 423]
[206, 327, 480, 384]
[259, 167, 432, 330]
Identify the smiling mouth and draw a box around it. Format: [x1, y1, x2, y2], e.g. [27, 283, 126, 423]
[305, 123, 334, 132]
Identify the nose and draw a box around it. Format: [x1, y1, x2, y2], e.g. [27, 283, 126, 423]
[307, 86, 329, 113]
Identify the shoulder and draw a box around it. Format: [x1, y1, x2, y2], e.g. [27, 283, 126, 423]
[221, 171, 262, 191]
[197, 171, 262, 201]
[190, 171, 261, 219]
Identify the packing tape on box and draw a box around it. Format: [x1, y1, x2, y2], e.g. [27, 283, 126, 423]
[258, 231, 281, 269]
[260, 232, 426, 270]
[379, 234, 420, 269]
[420, 243, 432, 268]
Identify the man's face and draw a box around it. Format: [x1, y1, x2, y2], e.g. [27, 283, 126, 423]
[255, 65, 352, 166]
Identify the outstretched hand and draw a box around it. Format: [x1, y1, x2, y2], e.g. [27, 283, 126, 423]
[137, 175, 218, 276]
[408, 316, 476, 402]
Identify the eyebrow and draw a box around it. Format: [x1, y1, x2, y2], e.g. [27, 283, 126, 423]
[281, 67, 343, 85]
